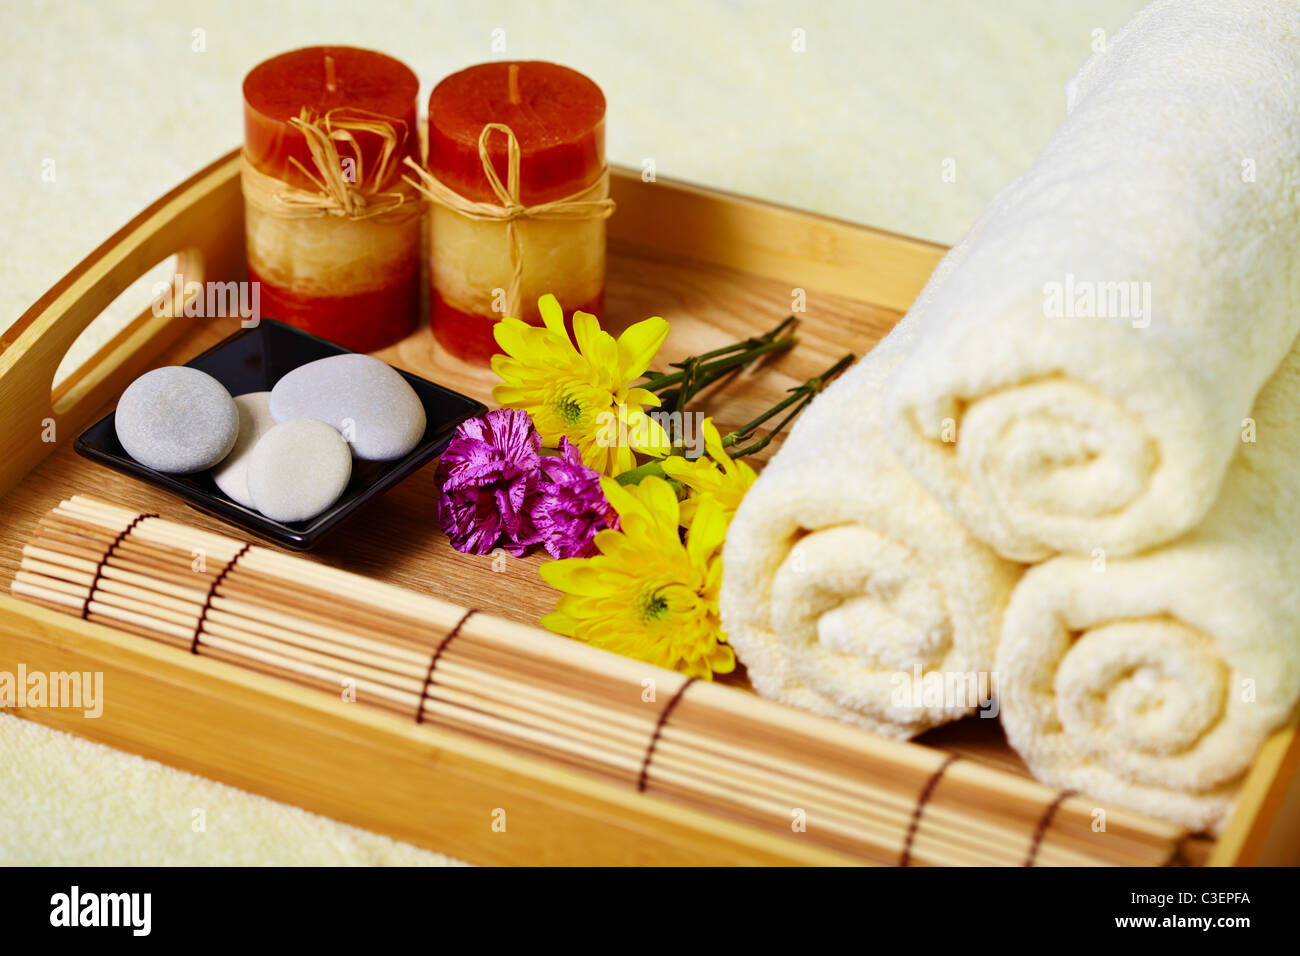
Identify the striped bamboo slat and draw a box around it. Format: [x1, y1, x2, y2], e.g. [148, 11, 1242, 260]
[10, 495, 1189, 866]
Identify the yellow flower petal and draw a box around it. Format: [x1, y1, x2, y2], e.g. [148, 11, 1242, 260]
[686, 495, 727, 567]
[617, 316, 671, 381]
[624, 387, 662, 408]
[571, 310, 602, 360]
[625, 409, 672, 457]
[599, 476, 644, 521]
[492, 317, 535, 357]
[490, 297, 673, 476]
[636, 476, 681, 528]
[537, 293, 567, 336]
[539, 470, 731, 678]
[701, 418, 726, 461]
[659, 455, 706, 483]
[539, 611, 577, 637]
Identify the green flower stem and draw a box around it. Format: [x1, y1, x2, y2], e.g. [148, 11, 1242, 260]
[685, 314, 797, 365]
[723, 402, 809, 459]
[674, 316, 799, 408]
[614, 458, 669, 485]
[614, 352, 854, 484]
[722, 352, 855, 458]
[641, 335, 796, 410]
[639, 314, 797, 396]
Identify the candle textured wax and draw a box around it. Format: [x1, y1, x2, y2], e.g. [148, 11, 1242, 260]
[424, 61, 610, 364]
[243, 47, 421, 353]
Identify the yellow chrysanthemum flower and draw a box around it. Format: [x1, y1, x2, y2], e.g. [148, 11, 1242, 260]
[491, 294, 672, 476]
[539, 476, 735, 679]
[660, 418, 757, 526]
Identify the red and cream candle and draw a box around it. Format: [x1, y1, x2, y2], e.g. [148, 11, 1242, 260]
[419, 61, 612, 365]
[242, 46, 422, 352]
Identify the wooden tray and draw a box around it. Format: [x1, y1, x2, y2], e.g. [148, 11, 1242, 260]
[1, 149, 1296, 865]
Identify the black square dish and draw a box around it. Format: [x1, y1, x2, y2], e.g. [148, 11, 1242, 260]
[74, 319, 485, 549]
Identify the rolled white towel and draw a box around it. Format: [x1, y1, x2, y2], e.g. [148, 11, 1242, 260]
[998, 338, 1300, 834]
[884, 0, 1300, 561]
[719, 284, 1022, 736]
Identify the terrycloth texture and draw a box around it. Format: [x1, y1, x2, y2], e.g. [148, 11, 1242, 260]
[997, 340, 1300, 835]
[720, 244, 1023, 737]
[885, 0, 1300, 562]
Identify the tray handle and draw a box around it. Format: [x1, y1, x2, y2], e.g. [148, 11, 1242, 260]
[0, 150, 245, 498]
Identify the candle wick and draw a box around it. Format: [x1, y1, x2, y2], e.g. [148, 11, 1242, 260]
[507, 63, 520, 105]
[324, 55, 337, 94]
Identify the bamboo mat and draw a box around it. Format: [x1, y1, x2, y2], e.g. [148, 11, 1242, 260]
[11, 495, 1189, 866]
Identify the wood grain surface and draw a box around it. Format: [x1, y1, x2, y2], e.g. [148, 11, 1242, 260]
[0, 239, 898, 630]
[0, 151, 1285, 864]
[0, 178, 1038, 783]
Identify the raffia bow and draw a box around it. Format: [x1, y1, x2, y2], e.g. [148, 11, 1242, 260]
[402, 122, 615, 318]
[242, 107, 416, 221]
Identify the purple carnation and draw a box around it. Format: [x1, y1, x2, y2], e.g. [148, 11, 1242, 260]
[438, 409, 543, 556]
[532, 438, 617, 559]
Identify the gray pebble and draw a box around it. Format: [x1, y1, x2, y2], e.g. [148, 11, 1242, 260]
[247, 419, 352, 523]
[212, 392, 276, 508]
[115, 366, 239, 474]
[268, 354, 426, 461]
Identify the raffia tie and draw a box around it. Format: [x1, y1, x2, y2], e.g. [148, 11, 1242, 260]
[402, 122, 615, 317]
[241, 107, 417, 222]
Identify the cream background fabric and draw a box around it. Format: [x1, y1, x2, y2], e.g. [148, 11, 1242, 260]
[1, 0, 1142, 865]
